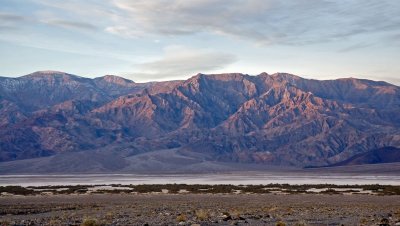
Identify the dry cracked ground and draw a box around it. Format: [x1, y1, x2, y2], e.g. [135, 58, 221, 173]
[1, 194, 400, 226]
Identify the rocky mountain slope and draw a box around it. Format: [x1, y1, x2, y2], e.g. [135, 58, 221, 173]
[0, 71, 399, 171]
[326, 147, 400, 167]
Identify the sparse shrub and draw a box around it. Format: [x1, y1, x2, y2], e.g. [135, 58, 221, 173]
[294, 220, 308, 226]
[382, 186, 400, 195]
[96, 189, 129, 194]
[133, 185, 162, 193]
[195, 209, 209, 221]
[81, 218, 99, 226]
[229, 209, 242, 219]
[0, 186, 36, 195]
[176, 214, 187, 222]
[105, 211, 114, 220]
[320, 188, 340, 194]
[0, 220, 11, 226]
[359, 217, 368, 225]
[48, 218, 61, 226]
[395, 208, 400, 218]
[209, 185, 235, 193]
[276, 221, 286, 226]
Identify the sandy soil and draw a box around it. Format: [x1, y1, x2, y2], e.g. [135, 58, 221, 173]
[1, 194, 399, 225]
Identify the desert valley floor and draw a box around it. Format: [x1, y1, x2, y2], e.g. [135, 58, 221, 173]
[1, 193, 400, 226]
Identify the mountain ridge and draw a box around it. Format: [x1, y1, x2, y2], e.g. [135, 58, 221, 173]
[0, 71, 399, 172]
[325, 146, 400, 167]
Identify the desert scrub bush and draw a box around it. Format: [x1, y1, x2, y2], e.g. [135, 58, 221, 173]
[48, 218, 62, 226]
[176, 214, 187, 222]
[381, 186, 400, 195]
[163, 184, 181, 193]
[395, 208, 400, 218]
[81, 218, 100, 226]
[0, 219, 11, 226]
[359, 217, 368, 225]
[96, 189, 131, 194]
[105, 211, 114, 220]
[276, 221, 286, 226]
[133, 185, 162, 193]
[0, 186, 36, 195]
[195, 209, 209, 221]
[229, 209, 243, 219]
[208, 185, 236, 193]
[241, 185, 270, 194]
[294, 220, 308, 226]
[320, 188, 340, 194]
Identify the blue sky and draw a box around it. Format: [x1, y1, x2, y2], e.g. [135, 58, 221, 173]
[0, 0, 399, 84]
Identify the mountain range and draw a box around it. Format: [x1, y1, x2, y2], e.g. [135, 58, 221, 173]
[0, 71, 399, 173]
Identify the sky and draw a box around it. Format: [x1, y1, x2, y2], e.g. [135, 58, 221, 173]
[0, 0, 399, 84]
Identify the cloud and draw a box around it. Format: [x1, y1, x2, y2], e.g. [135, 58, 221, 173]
[0, 9, 97, 33]
[0, 12, 25, 22]
[0, 12, 26, 30]
[106, 0, 400, 45]
[42, 20, 97, 31]
[5, 1, 400, 46]
[32, 0, 113, 18]
[18, 0, 400, 46]
[338, 43, 374, 53]
[125, 45, 237, 81]
[28, 0, 112, 32]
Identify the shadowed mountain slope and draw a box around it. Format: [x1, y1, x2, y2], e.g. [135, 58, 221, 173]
[326, 147, 400, 167]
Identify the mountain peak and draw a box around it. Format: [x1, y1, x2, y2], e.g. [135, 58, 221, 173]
[192, 73, 249, 81]
[96, 75, 135, 84]
[271, 72, 302, 80]
[335, 77, 392, 86]
[23, 71, 81, 80]
[258, 72, 270, 76]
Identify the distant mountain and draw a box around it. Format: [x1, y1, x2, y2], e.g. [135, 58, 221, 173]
[0, 71, 173, 124]
[0, 71, 399, 172]
[325, 147, 400, 167]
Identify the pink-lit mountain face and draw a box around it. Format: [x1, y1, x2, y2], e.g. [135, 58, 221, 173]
[0, 71, 399, 170]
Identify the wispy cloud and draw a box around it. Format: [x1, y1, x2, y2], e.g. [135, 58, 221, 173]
[41, 19, 97, 31]
[32, 0, 114, 18]
[10, 0, 399, 46]
[106, 0, 400, 45]
[0, 12, 26, 30]
[0, 12, 25, 22]
[0, 9, 98, 33]
[338, 43, 374, 53]
[125, 45, 237, 81]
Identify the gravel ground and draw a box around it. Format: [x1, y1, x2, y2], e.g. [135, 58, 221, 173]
[0, 193, 399, 225]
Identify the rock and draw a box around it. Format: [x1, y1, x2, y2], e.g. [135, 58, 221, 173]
[379, 217, 390, 226]
[223, 215, 232, 221]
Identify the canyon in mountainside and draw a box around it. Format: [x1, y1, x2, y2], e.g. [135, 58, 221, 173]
[0, 71, 399, 173]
